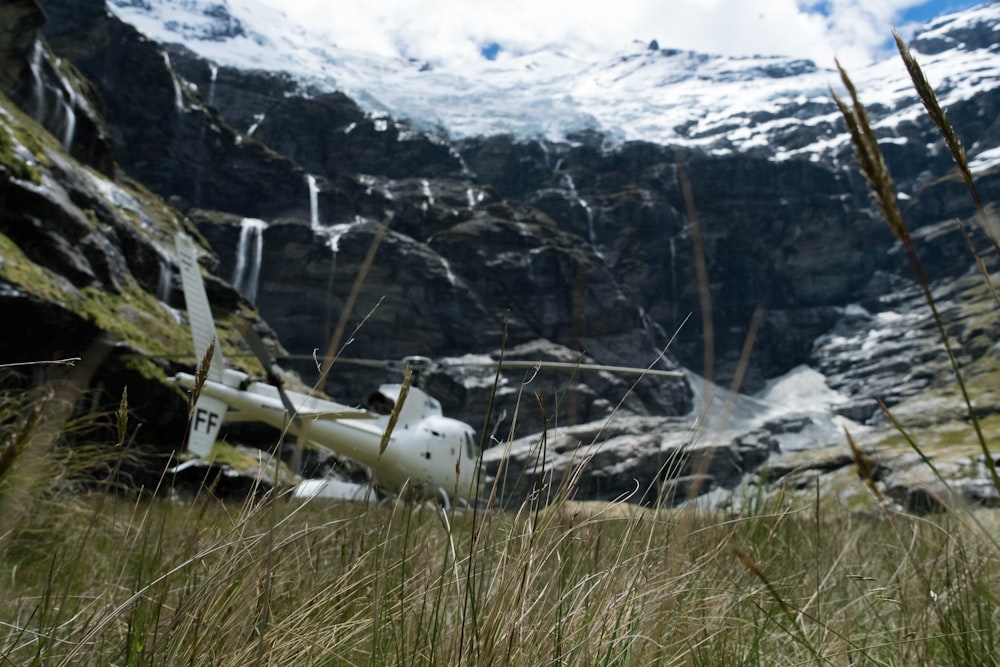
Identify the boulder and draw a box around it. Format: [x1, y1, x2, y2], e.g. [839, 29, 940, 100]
[482, 414, 779, 507]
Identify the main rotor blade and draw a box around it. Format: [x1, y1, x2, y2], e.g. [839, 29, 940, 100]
[239, 322, 281, 381]
[439, 359, 685, 377]
[305, 410, 376, 421]
[239, 321, 301, 421]
[249, 353, 398, 371]
[231, 351, 683, 378]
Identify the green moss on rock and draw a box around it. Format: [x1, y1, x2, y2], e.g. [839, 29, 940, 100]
[203, 441, 298, 485]
[0, 231, 261, 382]
[0, 233, 83, 306]
[0, 123, 41, 185]
[0, 92, 57, 166]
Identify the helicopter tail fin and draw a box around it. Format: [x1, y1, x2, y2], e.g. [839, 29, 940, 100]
[186, 393, 227, 457]
[176, 233, 227, 457]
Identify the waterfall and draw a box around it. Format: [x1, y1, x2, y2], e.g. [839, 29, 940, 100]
[669, 236, 677, 301]
[562, 172, 599, 251]
[27, 41, 76, 150]
[157, 258, 173, 303]
[439, 256, 458, 286]
[61, 88, 76, 150]
[321, 216, 366, 336]
[318, 216, 363, 252]
[421, 179, 434, 211]
[324, 244, 337, 340]
[29, 41, 46, 121]
[207, 64, 218, 107]
[232, 218, 267, 303]
[161, 51, 184, 112]
[638, 306, 661, 345]
[537, 139, 551, 168]
[247, 112, 265, 136]
[450, 145, 473, 177]
[581, 199, 596, 247]
[306, 174, 320, 230]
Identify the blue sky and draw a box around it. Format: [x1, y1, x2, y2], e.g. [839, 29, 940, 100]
[261, 0, 991, 71]
[899, 0, 983, 22]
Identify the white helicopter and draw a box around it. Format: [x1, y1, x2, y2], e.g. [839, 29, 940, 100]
[171, 233, 683, 505]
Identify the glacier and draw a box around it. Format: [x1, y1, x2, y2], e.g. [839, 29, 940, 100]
[106, 0, 1000, 167]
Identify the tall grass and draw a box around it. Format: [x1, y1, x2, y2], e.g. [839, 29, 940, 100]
[2, 36, 1000, 666]
[2, 486, 1000, 664]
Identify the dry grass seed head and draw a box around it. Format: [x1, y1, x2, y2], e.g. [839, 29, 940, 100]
[832, 61, 908, 243]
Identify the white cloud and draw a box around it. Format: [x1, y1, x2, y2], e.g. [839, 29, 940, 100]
[255, 0, 947, 72]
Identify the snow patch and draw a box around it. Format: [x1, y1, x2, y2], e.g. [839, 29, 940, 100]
[686, 365, 862, 452]
[106, 0, 1000, 162]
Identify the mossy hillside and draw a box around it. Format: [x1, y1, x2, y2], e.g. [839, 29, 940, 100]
[1, 79, 265, 381]
[0, 231, 263, 383]
[0, 91, 56, 171]
[942, 268, 1000, 359]
[2, 85, 186, 249]
[98, 170, 194, 242]
[757, 264, 1000, 509]
[0, 122, 41, 184]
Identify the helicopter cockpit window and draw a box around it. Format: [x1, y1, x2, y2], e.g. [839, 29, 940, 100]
[367, 391, 394, 415]
[464, 432, 476, 459]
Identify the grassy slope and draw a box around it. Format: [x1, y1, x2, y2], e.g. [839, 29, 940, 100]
[0, 491, 998, 665]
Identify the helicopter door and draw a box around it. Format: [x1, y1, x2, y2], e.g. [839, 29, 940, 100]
[417, 422, 460, 488]
[414, 425, 436, 483]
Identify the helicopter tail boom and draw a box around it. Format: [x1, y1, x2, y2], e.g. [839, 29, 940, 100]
[176, 233, 227, 456]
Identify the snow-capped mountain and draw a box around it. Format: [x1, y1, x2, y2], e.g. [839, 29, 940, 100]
[109, 0, 1000, 167]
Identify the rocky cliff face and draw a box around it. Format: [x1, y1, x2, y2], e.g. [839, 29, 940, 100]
[0, 0, 274, 455]
[2, 0, 999, 507]
[34, 0, 693, 432]
[0, 0, 113, 174]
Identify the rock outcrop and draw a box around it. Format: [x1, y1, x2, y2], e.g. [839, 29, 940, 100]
[0, 0, 272, 451]
[481, 415, 783, 507]
[0, 0, 113, 174]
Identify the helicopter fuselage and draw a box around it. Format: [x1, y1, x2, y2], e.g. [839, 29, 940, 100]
[175, 369, 481, 502]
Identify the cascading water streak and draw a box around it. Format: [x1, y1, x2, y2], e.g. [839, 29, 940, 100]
[421, 179, 434, 211]
[27, 40, 77, 150]
[321, 215, 366, 337]
[232, 218, 267, 303]
[29, 41, 46, 121]
[61, 89, 76, 150]
[439, 256, 458, 286]
[157, 258, 173, 303]
[247, 112, 265, 136]
[207, 64, 218, 107]
[562, 172, 600, 254]
[161, 51, 184, 112]
[307, 175, 320, 230]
